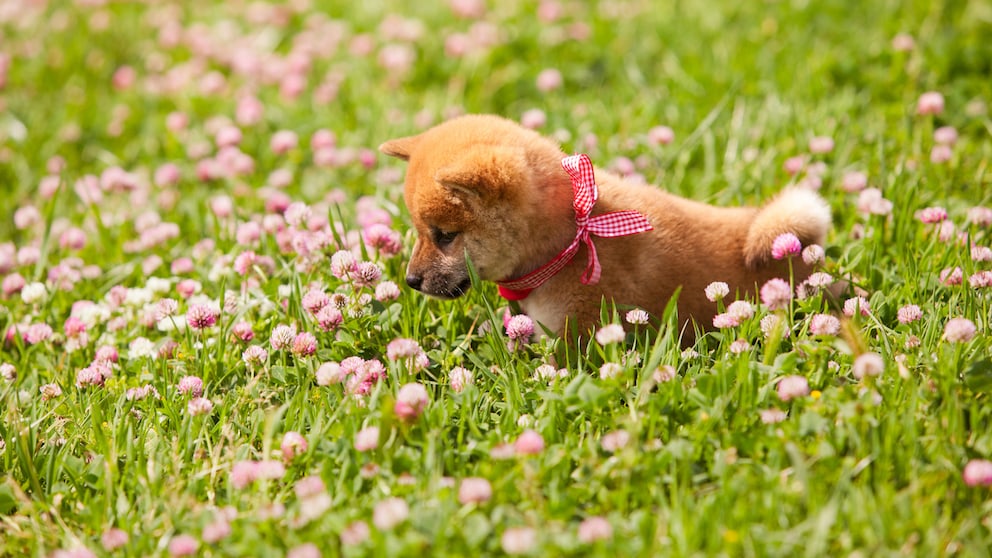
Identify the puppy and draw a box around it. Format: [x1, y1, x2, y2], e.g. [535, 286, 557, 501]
[380, 114, 830, 341]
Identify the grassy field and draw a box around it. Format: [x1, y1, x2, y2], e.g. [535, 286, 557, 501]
[1, 0, 992, 556]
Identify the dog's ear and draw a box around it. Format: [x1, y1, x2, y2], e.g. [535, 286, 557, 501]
[434, 145, 529, 200]
[378, 135, 420, 161]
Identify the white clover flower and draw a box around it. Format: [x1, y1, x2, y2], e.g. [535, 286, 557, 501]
[128, 337, 156, 360]
[145, 277, 172, 293]
[21, 282, 47, 304]
[704, 281, 730, 302]
[124, 287, 154, 307]
[595, 324, 626, 345]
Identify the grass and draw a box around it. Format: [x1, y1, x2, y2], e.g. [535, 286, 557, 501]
[1, 0, 991, 556]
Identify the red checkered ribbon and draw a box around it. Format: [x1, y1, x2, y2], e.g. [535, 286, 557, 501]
[497, 154, 654, 301]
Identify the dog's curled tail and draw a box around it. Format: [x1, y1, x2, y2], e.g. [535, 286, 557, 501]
[743, 188, 832, 268]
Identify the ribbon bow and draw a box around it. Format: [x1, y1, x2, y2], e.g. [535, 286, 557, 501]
[497, 154, 654, 301]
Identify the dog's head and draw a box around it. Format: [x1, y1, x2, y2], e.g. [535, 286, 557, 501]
[379, 115, 571, 299]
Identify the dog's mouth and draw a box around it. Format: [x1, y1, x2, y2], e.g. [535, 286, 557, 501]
[429, 277, 471, 299]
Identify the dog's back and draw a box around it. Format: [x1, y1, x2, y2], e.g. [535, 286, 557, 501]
[565, 172, 830, 337]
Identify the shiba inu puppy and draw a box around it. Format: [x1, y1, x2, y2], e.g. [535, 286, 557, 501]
[380, 114, 830, 340]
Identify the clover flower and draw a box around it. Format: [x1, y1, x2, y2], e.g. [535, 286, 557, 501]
[233, 251, 257, 275]
[201, 519, 232, 544]
[314, 362, 343, 385]
[458, 477, 493, 505]
[100, 529, 128, 552]
[729, 339, 751, 354]
[373, 497, 409, 530]
[704, 281, 729, 302]
[759, 314, 788, 338]
[857, 188, 893, 215]
[501, 527, 537, 555]
[387, 337, 422, 360]
[363, 224, 403, 256]
[354, 426, 380, 452]
[578, 516, 613, 544]
[177, 375, 204, 397]
[514, 430, 545, 455]
[648, 125, 675, 146]
[808, 136, 834, 154]
[40, 383, 63, 400]
[802, 244, 825, 265]
[315, 306, 344, 331]
[760, 278, 792, 310]
[330, 250, 358, 279]
[843, 296, 871, 317]
[944, 317, 977, 343]
[186, 304, 218, 330]
[394, 383, 429, 421]
[939, 266, 963, 286]
[187, 397, 214, 416]
[168, 535, 199, 558]
[291, 332, 318, 357]
[21, 323, 52, 345]
[625, 308, 650, 325]
[810, 314, 840, 336]
[269, 324, 297, 350]
[599, 362, 623, 379]
[600, 430, 631, 452]
[970, 271, 992, 288]
[842, 171, 868, 192]
[341, 521, 371, 546]
[242, 345, 269, 370]
[771, 233, 802, 259]
[777, 375, 810, 401]
[75, 366, 105, 388]
[727, 300, 755, 321]
[963, 459, 992, 487]
[759, 408, 787, 424]
[713, 313, 738, 329]
[505, 314, 534, 348]
[897, 304, 922, 324]
[595, 324, 626, 345]
[916, 91, 945, 115]
[852, 352, 884, 379]
[280, 431, 308, 461]
[967, 206, 992, 227]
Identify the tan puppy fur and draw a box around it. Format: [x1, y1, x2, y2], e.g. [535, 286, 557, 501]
[380, 114, 831, 341]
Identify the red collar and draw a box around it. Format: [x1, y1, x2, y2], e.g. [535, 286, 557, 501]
[497, 284, 534, 301]
[495, 154, 653, 301]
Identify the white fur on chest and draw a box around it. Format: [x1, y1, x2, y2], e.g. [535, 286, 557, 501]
[519, 293, 565, 336]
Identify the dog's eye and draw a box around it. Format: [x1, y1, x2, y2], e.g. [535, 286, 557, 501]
[431, 228, 459, 248]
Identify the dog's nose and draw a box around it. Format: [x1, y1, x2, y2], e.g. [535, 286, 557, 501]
[405, 274, 423, 291]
